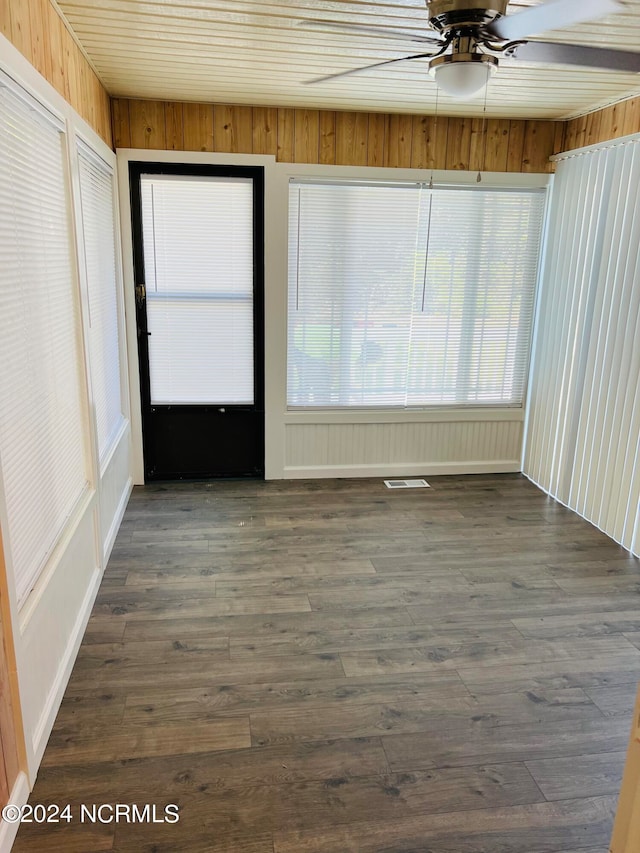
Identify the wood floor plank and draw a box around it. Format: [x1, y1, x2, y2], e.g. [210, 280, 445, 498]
[216, 571, 471, 598]
[272, 796, 617, 853]
[585, 682, 639, 717]
[15, 474, 637, 852]
[12, 825, 115, 852]
[123, 672, 468, 723]
[382, 715, 629, 771]
[41, 717, 251, 766]
[121, 607, 412, 642]
[91, 594, 312, 621]
[249, 687, 598, 747]
[526, 751, 626, 801]
[340, 636, 640, 678]
[512, 611, 640, 639]
[64, 653, 346, 695]
[73, 636, 230, 669]
[124, 559, 376, 586]
[228, 622, 523, 659]
[106, 763, 545, 847]
[28, 738, 390, 801]
[457, 653, 640, 694]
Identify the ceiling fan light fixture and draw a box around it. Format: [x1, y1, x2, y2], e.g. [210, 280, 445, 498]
[430, 53, 498, 98]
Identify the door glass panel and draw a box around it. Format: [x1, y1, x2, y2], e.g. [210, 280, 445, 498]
[140, 174, 254, 405]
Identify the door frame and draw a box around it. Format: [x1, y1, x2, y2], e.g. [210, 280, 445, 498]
[116, 150, 286, 484]
[128, 161, 266, 480]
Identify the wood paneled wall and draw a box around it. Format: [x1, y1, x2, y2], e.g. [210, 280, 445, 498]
[0, 0, 111, 145]
[564, 95, 640, 151]
[112, 98, 562, 172]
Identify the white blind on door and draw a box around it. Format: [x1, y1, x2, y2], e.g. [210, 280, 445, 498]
[288, 181, 545, 409]
[524, 139, 640, 556]
[78, 141, 124, 464]
[0, 76, 88, 606]
[140, 174, 254, 405]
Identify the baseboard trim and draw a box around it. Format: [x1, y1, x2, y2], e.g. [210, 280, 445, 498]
[0, 772, 29, 853]
[282, 461, 522, 479]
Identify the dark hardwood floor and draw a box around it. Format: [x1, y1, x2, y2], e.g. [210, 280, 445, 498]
[14, 474, 640, 852]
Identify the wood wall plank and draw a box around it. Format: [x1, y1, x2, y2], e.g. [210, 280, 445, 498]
[335, 111, 368, 166]
[0, 0, 111, 145]
[165, 102, 184, 151]
[182, 103, 213, 152]
[277, 108, 295, 163]
[507, 120, 526, 172]
[622, 97, 640, 137]
[294, 110, 320, 164]
[0, 0, 10, 39]
[367, 113, 388, 167]
[8, 0, 32, 61]
[468, 117, 485, 172]
[411, 116, 448, 169]
[522, 120, 556, 173]
[252, 107, 277, 156]
[385, 114, 413, 168]
[109, 99, 560, 172]
[29, 0, 51, 81]
[483, 119, 510, 172]
[128, 99, 166, 149]
[552, 121, 566, 156]
[213, 104, 253, 153]
[585, 111, 602, 148]
[111, 98, 131, 148]
[445, 117, 471, 171]
[319, 111, 336, 165]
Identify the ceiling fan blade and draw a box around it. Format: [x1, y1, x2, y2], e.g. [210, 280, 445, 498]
[301, 19, 443, 46]
[484, 0, 624, 42]
[305, 52, 436, 85]
[511, 40, 640, 72]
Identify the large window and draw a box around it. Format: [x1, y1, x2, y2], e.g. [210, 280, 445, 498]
[78, 141, 125, 464]
[0, 75, 89, 605]
[288, 180, 545, 409]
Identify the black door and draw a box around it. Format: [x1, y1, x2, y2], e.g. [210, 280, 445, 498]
[129, 162, 264, 480]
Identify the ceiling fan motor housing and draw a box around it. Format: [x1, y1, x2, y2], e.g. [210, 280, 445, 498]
[427, 0, 509, 32]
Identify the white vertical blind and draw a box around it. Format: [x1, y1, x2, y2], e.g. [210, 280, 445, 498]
[524, 138, 640, 556]
[288, 181, 545, 409]
[140, 174, 254, 405]
[0, 76, 89, 605]
[78, 141, 124, 464]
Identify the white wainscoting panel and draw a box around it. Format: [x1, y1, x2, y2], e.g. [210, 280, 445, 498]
[285, 417, 523, 478]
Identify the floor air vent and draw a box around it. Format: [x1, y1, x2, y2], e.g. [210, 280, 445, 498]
[384, 479, 430, 489]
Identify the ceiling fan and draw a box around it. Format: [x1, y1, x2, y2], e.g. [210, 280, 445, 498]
[304, 0, 640, 98]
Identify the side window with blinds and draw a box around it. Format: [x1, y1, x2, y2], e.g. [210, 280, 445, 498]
[77, 142, 125, 464]
[0, 76, 89, 606]
[288, 181, 545, 410]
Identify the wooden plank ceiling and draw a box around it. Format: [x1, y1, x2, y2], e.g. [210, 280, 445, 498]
[56, 0, 640, 118]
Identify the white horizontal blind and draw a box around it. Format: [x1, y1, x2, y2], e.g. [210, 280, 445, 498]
[0, 78, 88, 605]
[140, 175, 254, 405]
[78, 142, 124, 464]
[288, 181, 544, 409]
[524, 139, 640, 556]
